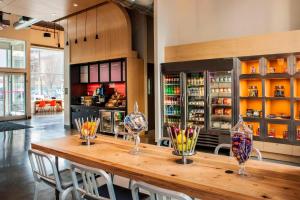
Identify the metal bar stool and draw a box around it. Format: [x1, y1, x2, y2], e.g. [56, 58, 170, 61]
[131, 181, 193, 200]
[28, 149, 76, 200]
[70, 162, 149, 200]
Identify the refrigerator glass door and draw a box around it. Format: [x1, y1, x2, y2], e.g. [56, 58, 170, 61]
[163, 73, 181, 130]
[208, 71, 233, 131]
[186, 72, 205, 129]
[114, 111, 125, 133]
[100, 110, 113, 133]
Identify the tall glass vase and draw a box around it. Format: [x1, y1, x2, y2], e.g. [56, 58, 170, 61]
[231, 115, 253, 175]
[124, 102, 148, 155]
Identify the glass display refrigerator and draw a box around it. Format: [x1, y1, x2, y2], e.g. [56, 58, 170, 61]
[208, 71, 233, 131]
[100, 110, 125, 134]
[100, 110, 113, 133]
[161, 58, 236, 146]
[114, 111, 125, 133]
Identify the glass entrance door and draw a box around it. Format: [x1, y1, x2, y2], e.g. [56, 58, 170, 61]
[0, 74, 4, 117]
[0, 73, 25, 119]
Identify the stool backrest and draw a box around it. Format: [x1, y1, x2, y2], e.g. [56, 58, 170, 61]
[38, 100, 46, 107]
[50, 100, 56, 106]
[131, 181, 192, 200]
[70, 162, 116, 200]
[214, 143, 262, 161]
[28, 149, 62, 191]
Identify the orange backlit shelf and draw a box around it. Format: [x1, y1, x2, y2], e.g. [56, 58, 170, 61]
[240, 99, 262, 118]
[239, 79, 262, 97]
[294, 79, 300, 98]
[241, 60, 260, 74]
[245, 121, 260, 136]
[265, 99, 290, 118]
[294, 101, 300, 120]
[267, 123, 288, 139]
[266, 58, 288, 74]
[265, 78, 290, 97]
[296, 126, 300, 141]
[295, 56, 300, 73]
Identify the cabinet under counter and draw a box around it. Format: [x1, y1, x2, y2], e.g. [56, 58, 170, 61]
[70, 105, 126, 135]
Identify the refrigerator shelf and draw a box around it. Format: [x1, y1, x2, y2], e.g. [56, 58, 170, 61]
[211, 104, 232, 107]
[188, 120, 205, 123]
[165, 114, 181, 117]
[187, 85, 204, 87]
[164, 94, 180, 96]
[211, 114, 232, 118]
[164, 104, 180, 106]
[187, 95, 205, 98]
[211, 95, 232, 98]
[164, 83, 180, 86]
[188, 105, 204, 107]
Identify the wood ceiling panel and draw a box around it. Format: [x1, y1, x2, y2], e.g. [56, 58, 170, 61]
[0, 0, 107, 21]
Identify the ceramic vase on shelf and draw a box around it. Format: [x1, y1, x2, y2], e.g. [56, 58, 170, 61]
[231, 115, 253, 175]
[124, 102, 148, 155]
[75, 117, 100, 146]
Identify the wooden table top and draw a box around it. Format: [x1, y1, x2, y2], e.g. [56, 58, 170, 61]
[31, 135, 300, 200]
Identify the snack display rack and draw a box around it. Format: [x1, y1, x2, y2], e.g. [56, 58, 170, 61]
[238, 54, 300, 144]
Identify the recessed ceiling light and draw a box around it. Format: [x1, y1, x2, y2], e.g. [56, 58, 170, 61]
[73, 3, 78, 7]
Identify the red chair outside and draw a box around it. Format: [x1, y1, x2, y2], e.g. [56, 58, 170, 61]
[49, 100, 56, 113]
[37, 100, 46, 114]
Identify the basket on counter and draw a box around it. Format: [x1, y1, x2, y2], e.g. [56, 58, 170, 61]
[167, 126, 201, 164]
[74, 117, 100, 146]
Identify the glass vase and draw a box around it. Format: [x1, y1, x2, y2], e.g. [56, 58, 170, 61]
[231, 115, 253, 175]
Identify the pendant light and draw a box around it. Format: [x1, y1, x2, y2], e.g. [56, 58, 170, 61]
[66, 18, 69, 46]
[84, 11, 87, 42]
[53, 22, 56, 39]
[75, 15, 78, 44]
[95, 7, 99, 39]
[57, 21, 61, 48]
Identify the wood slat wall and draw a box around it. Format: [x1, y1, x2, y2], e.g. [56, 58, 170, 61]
[61, 2, 132, 64]
[165, 30, 300, 62]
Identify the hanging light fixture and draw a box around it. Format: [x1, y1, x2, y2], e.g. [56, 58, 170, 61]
[84, 11, 87, 42]
[66, 18, 69, 46]
[75, 15, 78, 44]
[95, 7, 99, 39]
[53, 22, 56, 39]
[57, 21, 61, 48]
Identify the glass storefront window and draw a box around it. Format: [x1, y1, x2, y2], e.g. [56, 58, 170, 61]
[0, 38, 25, 68]
[30, 47, 64, 102]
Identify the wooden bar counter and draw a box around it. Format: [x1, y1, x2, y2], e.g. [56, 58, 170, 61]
[31, 135, 300, 200]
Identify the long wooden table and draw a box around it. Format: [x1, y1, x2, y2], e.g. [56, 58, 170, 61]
[31, 135, 300, 200]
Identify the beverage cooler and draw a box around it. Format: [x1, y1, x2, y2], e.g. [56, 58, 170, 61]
[100, 110, 125, 134]
[161, 59, 237, 147]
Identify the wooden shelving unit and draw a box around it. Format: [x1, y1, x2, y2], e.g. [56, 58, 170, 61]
[238, 54, 300, 145]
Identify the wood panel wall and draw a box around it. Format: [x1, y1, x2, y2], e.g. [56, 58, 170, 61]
[62, 2, 133, 64]
[62, 2, 145, 116]
[165, 30, 300, 62]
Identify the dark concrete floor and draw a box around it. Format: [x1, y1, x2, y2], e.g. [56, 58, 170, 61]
[0, 114, 73, 200]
